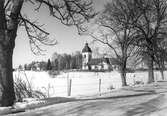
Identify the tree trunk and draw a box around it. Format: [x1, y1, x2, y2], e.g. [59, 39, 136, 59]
[0, 0, 23, 106]
[0, 0, 15, 106]
[120, 68, 127, 86]
[159, 61, 165, 80]
[160, 69, 164, 80]
[0, 44, 15, 106]
[120, 59, 127, 86]
[148, 57, 154, 83]
[160, 61, 165, 80]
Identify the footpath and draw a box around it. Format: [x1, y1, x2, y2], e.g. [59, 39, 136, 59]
[1, 81, 167, 115]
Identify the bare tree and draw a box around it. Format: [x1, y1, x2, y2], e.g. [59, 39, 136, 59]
[129, 0, 167, 83]
[154, 38, 167, 80]
[0, 0, 94, 106]
[89, 0, 138, 86]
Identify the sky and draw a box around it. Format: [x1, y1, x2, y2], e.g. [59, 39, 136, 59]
[13, 0, 108, 68]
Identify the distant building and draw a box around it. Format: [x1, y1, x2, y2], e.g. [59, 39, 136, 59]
[135, 57, 148, 70]
[81, 43, 119, 71]
[134, 55, 167, 70]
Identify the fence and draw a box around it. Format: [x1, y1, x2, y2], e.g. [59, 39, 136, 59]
[13, 71, 167, 98]
[32, 77, 119, 97]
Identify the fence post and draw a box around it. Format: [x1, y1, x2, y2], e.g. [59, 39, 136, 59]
[99, 79, 101, 96]
[67, 79, 72, 96]
[133, 74, 136, 85]
[155, 73, 158, 83]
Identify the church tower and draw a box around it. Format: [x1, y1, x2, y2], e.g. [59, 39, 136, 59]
[82, 43, 92, 70]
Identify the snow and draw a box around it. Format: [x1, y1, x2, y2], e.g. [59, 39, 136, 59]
[13, 70, 167, 97]
[0, 107, 12, 115]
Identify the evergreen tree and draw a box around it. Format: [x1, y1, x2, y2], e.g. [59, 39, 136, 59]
[47, 59, 52, 70]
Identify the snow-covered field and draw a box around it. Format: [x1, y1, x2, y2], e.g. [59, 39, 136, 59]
[13, 71, 167, 97]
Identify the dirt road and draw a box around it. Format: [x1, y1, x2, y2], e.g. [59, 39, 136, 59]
[8, 93, 167, 116]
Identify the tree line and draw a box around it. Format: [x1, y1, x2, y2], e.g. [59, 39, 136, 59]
[19, 51, 82, 71]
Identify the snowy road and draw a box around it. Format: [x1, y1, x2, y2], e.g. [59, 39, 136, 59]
[8, 93, 167, 116]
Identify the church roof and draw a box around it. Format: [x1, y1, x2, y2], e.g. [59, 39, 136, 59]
[88, 58, 110, 65]
[82, 43, 92, 53]
[109, 58, 120, 65]
[88, 58, 119, 65]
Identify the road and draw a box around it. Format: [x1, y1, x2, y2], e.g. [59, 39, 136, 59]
[8, 93, 167, 116]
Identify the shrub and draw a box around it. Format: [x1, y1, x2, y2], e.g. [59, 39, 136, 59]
[14, 71, 47, 102]
[108, 85, 114, 90]
[48, 70, 60, 77]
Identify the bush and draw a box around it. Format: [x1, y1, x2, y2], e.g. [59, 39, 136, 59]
[108, 85, 114, 90]
[48, 70, 60, 77]
[14, 71, 47, 102]
[126, 68, 135, 73]
[135, 68, 148, 72]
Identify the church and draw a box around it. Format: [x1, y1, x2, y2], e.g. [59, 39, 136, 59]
[81, 43, 119, 71]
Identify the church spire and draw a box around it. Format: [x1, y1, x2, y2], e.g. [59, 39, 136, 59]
[82, 42, 92, 53]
